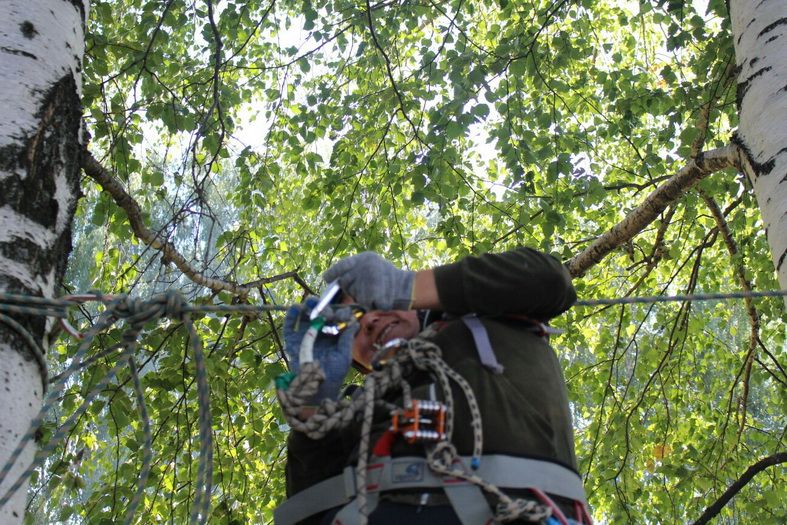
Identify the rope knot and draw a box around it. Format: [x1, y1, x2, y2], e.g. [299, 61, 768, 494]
[427, 441, 459, 472]
[163, 290, 187, 321]
[112, 295, 152, 326]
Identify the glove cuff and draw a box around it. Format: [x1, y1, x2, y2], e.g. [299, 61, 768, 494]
[391, 270, 416, 310]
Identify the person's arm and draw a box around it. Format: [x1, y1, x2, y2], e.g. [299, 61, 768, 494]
[324, 247, 576, 319]
[431, 247, 576, 319]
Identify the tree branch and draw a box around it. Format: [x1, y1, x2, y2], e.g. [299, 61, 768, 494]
[82, 151, 310, 296]
[364, 0, 420, 137]
[567, 145, 743, 277]
[699, 189, 760, 442]
[692, 452, 787, 525]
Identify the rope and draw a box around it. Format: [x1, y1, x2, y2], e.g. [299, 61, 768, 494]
[0, 312, 48, 391]
[355, 375, 376, 523]
[186, 312, 213, 525]
[0, 298, 121, 509]
[125, 357, 152, 525]
[426, 442, 552, 523]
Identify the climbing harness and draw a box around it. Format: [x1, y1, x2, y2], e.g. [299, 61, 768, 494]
[460, 313, 560, 375]
[309, 451, 585, 525]
[462, 315, 505, 375]
[275, 334, 592, 525]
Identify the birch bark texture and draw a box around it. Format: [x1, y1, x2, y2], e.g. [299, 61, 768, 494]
[0, 1, 87, 522]
[730, 0, 787, 305]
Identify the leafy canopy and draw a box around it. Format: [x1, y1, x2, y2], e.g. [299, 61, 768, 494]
[27, 0, 785, 523]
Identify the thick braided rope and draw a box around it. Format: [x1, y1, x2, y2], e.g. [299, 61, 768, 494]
[0, 341, 136, 507]
[276, 363, 358, 437]
[277, 358, 408, 439]
[355, 375, 377, 525]
[276, 337, 471, 442]
[433, 358, 483, 462]
[0, 292, 216, 524]
[401, 342, 456, 438]
[279, 337, 543, 522]
[184, 311, 213, 525]
[408, 344, 550, 522]
[401, 338, 484, 461]
[399, 342, 547, 522]
[93, 293, 215, 525]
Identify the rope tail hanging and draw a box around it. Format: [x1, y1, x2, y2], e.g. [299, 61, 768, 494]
[0, 292, 231, 525]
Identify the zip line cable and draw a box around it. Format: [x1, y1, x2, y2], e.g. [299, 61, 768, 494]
[574, 289, 787, 306]
[0, 287, 784, 521]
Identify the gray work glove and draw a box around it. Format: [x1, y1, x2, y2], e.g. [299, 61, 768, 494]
[283, 297, 359, 403]
[323, 252, 415, 311]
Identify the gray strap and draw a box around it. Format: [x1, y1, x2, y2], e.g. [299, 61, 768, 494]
[330, 490, 380, 525]
[382, 455, 587, 505]
[442, 480, 495, 525]
[462, 316, 504, 374]
[275, 454, 587, 523]
[273, 468, 355, 524]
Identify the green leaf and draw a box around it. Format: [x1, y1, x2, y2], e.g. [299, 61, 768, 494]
[446, 121, 463, 139]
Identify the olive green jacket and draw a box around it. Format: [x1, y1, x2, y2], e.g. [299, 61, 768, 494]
[285, 247, 578, 512]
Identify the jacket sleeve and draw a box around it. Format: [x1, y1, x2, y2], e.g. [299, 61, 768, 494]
[432, 247, 576, 319]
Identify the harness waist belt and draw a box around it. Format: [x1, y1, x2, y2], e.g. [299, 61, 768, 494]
[274, 454, 587, 524]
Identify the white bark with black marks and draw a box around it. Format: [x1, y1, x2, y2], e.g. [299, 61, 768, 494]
[0, 1, 87, 522]
[730, 0, 787, 305]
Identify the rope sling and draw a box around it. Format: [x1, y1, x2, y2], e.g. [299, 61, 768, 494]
[276, 336, 555, 523]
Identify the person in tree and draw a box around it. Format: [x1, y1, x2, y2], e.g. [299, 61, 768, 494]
[276, 248, 591, 525]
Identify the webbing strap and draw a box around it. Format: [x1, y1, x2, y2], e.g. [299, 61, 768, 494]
[461, 316, 504, 374]
[274, 455, 587, 524]
[274, 473, 350, 524]
[442, 481, 495, 525]
[331, 490, 380, 525]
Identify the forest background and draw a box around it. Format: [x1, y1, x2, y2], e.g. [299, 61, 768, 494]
[0, 0, 785, 523]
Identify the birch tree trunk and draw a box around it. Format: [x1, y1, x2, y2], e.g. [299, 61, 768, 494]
[0, 1, 87, 522]
[730, 0, 787, 306]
